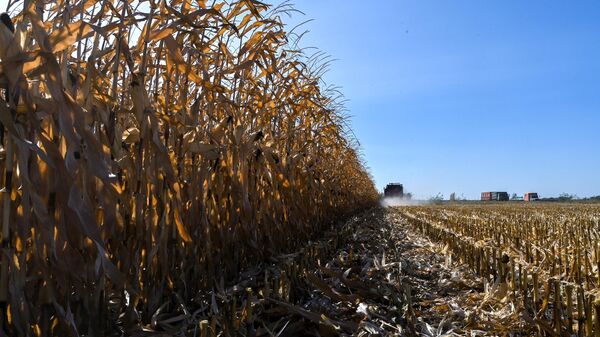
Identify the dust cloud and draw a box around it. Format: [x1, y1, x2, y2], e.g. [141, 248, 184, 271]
[380, 197, 429, 207]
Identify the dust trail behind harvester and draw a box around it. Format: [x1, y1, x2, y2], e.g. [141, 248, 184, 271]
[380, 197, 429, 207]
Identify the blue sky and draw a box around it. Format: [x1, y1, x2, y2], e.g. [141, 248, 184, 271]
[1, 1, 597, 199]
[282, 1, 600, 199]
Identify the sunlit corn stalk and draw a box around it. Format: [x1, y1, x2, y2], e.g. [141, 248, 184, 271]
[0, 0, 378, 334]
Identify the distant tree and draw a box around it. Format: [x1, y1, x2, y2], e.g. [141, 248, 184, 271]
[429, 193, 444, 203]
[404, 192, 413, 200]
[558, 193, 577, 201]
[449, 192, 456, 201]
[511, 193, 518, 200]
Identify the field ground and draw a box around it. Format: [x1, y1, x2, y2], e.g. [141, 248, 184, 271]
[81, 202, 599, 335]
[209, 202, 599, 336]
[175, 205, 550, 336]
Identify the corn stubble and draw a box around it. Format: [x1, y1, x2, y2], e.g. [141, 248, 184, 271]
[0, 0, 378, 334]
[400, 203, 600, 335]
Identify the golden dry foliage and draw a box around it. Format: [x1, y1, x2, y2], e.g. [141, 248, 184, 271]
[0, 0, 378, 334]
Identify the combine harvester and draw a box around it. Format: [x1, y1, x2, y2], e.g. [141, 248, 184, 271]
[384, 183, 404, 198]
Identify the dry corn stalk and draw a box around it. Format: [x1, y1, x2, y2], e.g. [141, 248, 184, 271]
[0, 0, 378, 334]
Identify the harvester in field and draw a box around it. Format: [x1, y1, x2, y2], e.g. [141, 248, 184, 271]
[384, 183, 404, 198]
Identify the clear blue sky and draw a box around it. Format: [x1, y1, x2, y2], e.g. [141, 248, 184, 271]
[1, 1, 597, 199]
[282, 1, 600, 199]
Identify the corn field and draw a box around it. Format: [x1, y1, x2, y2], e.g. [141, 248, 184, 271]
[398, 203, 600, 336]
[0, 0, 378, 335]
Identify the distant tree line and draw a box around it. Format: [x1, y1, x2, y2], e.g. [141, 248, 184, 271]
[540, 193, 600, 202]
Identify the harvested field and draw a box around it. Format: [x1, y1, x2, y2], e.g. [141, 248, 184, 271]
[396, 202, 600, 336]
[240, 203, 600, 336]
[116, 206, 520, 336]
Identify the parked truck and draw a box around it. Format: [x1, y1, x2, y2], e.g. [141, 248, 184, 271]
[481, 191, 509, 201]
[524, 192, 539, 201]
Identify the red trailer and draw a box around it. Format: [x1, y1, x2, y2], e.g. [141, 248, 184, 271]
[481, 192, 509, 201]
[524, 192, 539, 201]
